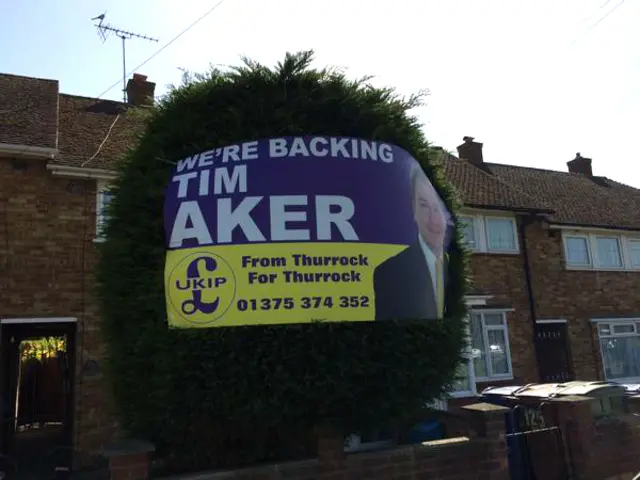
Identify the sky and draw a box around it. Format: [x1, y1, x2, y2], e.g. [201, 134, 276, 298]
[1, 0, 638, 186]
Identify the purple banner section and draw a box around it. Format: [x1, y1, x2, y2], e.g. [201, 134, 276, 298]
[163, 136, 447, 250]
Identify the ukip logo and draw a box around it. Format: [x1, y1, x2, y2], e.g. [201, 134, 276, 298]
[168, 252, 236, 325]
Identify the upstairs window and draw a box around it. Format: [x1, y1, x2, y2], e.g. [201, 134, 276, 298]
[458, 214, 519, 254]
[565, 236, 591, 267]
[96, 181, 113, 240]
[563, 231, 640, 271]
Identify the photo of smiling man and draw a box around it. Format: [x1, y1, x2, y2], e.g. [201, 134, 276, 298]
[373, 163, 454, 321]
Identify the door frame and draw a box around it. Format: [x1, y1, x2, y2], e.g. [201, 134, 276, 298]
[534, 319, 574, 382]
[0, 317, 77, 453]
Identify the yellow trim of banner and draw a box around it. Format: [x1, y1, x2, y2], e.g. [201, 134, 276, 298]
[164, 242, 406, 328]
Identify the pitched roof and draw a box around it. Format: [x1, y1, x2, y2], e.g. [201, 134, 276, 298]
[4, 72, 640, 230]
[54, 94, 145, 170]
[485, 163, 640, 230]
[440, 153, 554, 213]
[0, 73, 59, 149]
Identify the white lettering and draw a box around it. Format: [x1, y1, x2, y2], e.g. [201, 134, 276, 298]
[288, 137, 310, 157]
[350, 139, 359, 158]
[214, 165, 247, 194]
[198, 170, 210, 196]
[309, 137, 329, 156]
[379, 144, 393, 163]
[315, 196, 358, 241]
[169, 201, 212, 248]
[360, 141, 377, 160]
[330, 138, 350, 157]
[242, 141, 258, 160]
[270, 138, 288, 158]
[198, 150, 214, 167]
[217, 197, 265, 243]
[172, 172, 198, 199]
[176, 154, 199, 172]
[222, 145, 241, 163]
[270, 196, 310, 241]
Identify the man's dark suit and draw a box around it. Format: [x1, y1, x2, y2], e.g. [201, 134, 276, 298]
[373, 242, 447, 321]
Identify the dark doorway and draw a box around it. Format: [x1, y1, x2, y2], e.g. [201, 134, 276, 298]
[0, 320, 76, 478]
[534, 321, 574, 383]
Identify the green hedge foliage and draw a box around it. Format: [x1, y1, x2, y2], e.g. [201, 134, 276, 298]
[96, 51, 468, 473]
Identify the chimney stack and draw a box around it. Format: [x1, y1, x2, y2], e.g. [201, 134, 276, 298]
[456, 136, 484, 167]
[125, 73, 155, 107]
[567, 153, 593, 177]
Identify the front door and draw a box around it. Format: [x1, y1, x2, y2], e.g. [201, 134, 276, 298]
[534, 321, 574, 382]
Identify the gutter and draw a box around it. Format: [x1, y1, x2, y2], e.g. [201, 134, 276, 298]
[46, 164, 117, 180]
[548, 222, 640, 233]
[0, 142, 57, 160]
[464, 203, 555, 216]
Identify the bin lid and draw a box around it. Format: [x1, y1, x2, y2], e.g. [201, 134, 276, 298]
[480, 385, 522, 396]
[621, 384, 640, 394]
[481, 381, 627, 399]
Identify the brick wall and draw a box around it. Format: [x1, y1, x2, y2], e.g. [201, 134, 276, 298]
[465, 216, 538, 387]
[0, 157, 117, 455]
[525, 220, 640, 380]
[464, 215, 640, 389]
[548, 395, 640, 480]
[150, 403, 510, 480]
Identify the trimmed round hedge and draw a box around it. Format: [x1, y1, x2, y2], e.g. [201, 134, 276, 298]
[96, 51, 468, 472]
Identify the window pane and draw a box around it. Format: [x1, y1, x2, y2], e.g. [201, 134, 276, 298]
[600, 336, 640, 380]
[486, 218, 516, 251]
[598, 323, 611, 336]
[470, 314, 488, 378]
[487, 330, 510, 375]
[459, 216, 476, 249]
[483, 314, 505, 326]
[595, 237, 622, 268]
[565, 237, 590, 265]
[629, 240, 640, 268]
[612, 324, 635, 334]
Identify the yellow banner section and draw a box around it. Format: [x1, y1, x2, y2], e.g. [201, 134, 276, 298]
[164, 243, 406, 328]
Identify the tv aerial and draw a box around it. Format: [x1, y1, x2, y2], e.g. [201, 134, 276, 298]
[92, 13, 159, 102]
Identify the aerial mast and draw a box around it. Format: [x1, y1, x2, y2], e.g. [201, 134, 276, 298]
[92, 13, 159, 102]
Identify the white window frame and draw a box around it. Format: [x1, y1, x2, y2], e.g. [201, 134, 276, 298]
[626, 238, 640, 269]
[449, 322, 477, 398]
[448, 300, 514, 398]
[458, 213, 519, 255]
[563, 234, 592, 268]
[592, 318, 640, 383]
[96, 180, 113, 241]
[562, 230, 640, 271]
[470, 309, 514, 382]
[448, 296, 489, 399]
[592, 235, 624, 269]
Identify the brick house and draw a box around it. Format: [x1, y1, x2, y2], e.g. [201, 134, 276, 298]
[443, 136, 640, 401]
[2, 70, 640, 465]
[0, 72, 150, 467]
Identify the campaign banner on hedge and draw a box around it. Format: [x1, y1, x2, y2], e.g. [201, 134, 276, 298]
[163, 136, 454, 328]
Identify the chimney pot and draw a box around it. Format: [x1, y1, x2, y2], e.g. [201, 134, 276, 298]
[567, 153, 593, 176]
[126, 73, 155, 107]
[457, 136, 484, 167]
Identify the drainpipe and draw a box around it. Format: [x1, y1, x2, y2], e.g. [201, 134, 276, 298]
[519, 215, 538, 327]
[519, 215, 541, 380]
